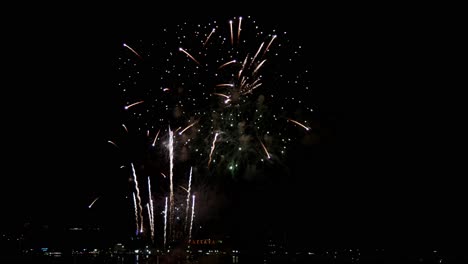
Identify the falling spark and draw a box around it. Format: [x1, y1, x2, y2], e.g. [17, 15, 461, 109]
[148, 176, 155, 242]
[168, 127, 175, 240]
[241, 54, 249, 72]
[212, 93, 230, 99]
[212, 93, 231, 104]
[203, 28, 215, 46]
[179, 47, 200, 65]
[188, 195, 196, 243]
[252, 59, 267, 74]
[112, 16, 315, 248]
[229, 20, 234, 46]
[287, 118, 311, 131]
[208, 132, 220, 167]
[124, 100, 144, 110]
[146, 203, 153, 240]
[237, 16, 242, 44]
[152, 129, 161, 147]
[218, 59, 237, 70]
[263, 34, 277, 56]
[131, 163, 144, 234]
[258, 138, 271, 159]
[123, 43, 142, 59]
[179, 121, 199, 135]
[132, 192, 139, 235]
[88, 196, 100, 208]
[163, 196, 168, 249]
[107, 140, 119, 148]
[238, 54, 249, 78]
[184, 167, 193, 232]
[215, 83, 234, 87]
[251, 42, 264, 67]
[247, 82, 262, 93]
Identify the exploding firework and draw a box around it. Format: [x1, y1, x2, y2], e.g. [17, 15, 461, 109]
[109, 15, 316, 248]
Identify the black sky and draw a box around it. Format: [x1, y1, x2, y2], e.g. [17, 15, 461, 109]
[2, 10, 464, 250]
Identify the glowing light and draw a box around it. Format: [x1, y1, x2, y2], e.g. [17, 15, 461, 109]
[88, 196, 100, 208]
[124, 100, 144, 110]
[123, 43, 142, 59]
[287, 118, 311, 131]
[208, 132, 220, 167]
[179, 47, 200, 65]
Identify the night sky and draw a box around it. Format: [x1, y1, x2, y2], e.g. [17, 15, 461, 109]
[2, 11, 464, 251]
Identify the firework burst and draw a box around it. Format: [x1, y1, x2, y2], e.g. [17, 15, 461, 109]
[109, 15, 316, 247]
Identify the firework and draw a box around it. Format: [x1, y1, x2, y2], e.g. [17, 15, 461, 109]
[148, 176, 155, 242]
[178, 47, 200, 65]
[131, 163, 143, 234]
[287, 118, 311, 131]
[208, 132, 220, 167]
[188, 195, 196, 243]
[237, 16, 242, 44]
[178, 121, 198, 136]
[229, 20, 234, 45]
[88, 196, 100, 209]
[168, 127, 174, 241]
[132, 192, 138, 235]
[164, 196, 168, 249]
[107, 140, 119, 149]
[124, 100, 144, 110]
[218, 59, 237, 70]
[112, 15, 314, 247]
[123, 43, 142, 59]
[203, 28, 216, 47]
[152, 129, 160, 147]
[184, 167, 193, 232]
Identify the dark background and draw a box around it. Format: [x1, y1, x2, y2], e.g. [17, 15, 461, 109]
[1, 9, 463, 252]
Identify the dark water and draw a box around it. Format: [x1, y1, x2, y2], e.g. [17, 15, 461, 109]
[0, 254, 242, 264]
[2, 252, 467, 263]
[0, 253, 319, 264]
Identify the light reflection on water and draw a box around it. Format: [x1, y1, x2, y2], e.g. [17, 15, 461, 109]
[0, 253, 319, 264]
[16, 254, 239, 264]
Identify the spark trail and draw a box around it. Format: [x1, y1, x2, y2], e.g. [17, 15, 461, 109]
[188, 195, 195, 243]
[208, 132, 220, 167]
[263, 34, 277, 56]
[229, 20, 234, 45]
[287, 118, 311, 131]
[179, 121, 198, 135]
[152, 129, 160, 147]
[88, 196, 100, 208]
[258, 138, 271, 159]
[107, 140, 119, 149]
[124, 100, 144, 110]
[164, 196, 168, 249]
[131, 163, 143, 234]
[184, 167, 193, 232]
[237, 16, 242, 44]
[168, 127, 175, 241]
[218, 59, 237, 70]
[123, 43, 142, 59]
[132, 192, 138, 235]
[203, 28, 215, 47]
[148, 176, 155, 242]
[179, 47, 200, 65]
